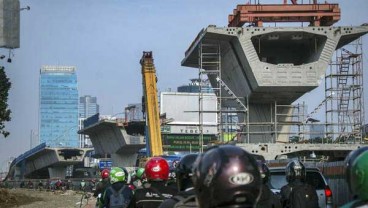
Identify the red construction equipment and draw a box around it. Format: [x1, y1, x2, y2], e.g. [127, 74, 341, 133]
[228, 0, 340, 27]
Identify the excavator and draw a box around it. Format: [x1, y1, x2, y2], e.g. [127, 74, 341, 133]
[138, 51, 163, 166]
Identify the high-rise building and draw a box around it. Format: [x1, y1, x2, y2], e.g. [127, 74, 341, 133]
[39, 65, 79, 147]
[79, 95, 99, 119]
[79, 95, 99, 148]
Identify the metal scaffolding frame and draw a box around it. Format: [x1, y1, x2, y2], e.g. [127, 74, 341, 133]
[197, 41, 311, 145]
[239, 102, 308, 143]
[325, 38, 364, 143]
[195, 39, 365, 145]
[198, 41, 248, 148]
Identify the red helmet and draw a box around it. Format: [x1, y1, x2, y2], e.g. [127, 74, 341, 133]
[145, 157, 169, 181]
[101, 169, 110, 179]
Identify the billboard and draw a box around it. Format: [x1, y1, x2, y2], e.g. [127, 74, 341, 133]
[0, 0, 20, 49]
[162, 134, 216, 152]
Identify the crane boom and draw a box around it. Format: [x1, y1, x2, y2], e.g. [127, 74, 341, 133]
[140, 51, 163, 157]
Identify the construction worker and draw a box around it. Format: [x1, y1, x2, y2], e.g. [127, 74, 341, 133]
[135, 157, 178, 208]
[101, 167, 135, 208]
[341, 146, 368, 208]
[159, 153, 198, 208]
[192, 145, 262, 208]
[94, 168, 111, 208]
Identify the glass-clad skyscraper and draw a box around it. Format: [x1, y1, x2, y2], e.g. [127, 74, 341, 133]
[79, 95, 99, 148]
[39, 65, 79, 147]
[79, 95, 99, 119]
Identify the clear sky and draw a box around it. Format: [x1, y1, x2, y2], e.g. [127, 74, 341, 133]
[0, 0, 367, 171]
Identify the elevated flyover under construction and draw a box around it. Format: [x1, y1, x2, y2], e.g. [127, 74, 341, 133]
[181, 1, 368, 146]
[78, 118, 146, 168]
[6, 143, 93, 180]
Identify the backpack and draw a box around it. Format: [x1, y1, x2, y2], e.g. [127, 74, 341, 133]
[289, 184, 319, 208]
[173, 195, 197, 208]
[109, 186, 130, 208]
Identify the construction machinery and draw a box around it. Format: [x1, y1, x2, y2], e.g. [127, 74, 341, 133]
[228, 0, 340, 27]
[140, 51, 163, 157]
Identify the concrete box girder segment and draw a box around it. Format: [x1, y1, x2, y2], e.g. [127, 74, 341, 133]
[182, 25, 368, 104]
[182, 25, 368, 143]
[237, 143, 367, 161]
[8, 147, 92, 179]
[78, 120, 145, 157]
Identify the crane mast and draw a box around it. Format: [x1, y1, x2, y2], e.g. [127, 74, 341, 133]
[140, 51, 163, 157]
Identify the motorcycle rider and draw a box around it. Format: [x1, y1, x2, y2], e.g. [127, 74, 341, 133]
[280, 160, 318, 208]
[341, 146, 368, 208]
[192, 145, 262, 208]
[159, 153, 198, 208]
[135, 157, 178, 208]
[256, 162, 281, 208]
[94, 168, 111, 208]
[101, 167, 135, 208]
[131, 167, 145, 188]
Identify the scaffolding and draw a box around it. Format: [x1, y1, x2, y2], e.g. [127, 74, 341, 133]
[325, 38, 364, 143]
[197, 41, 310, 145]
[198, 41, 248, 149]
[195, 39, 365, 145]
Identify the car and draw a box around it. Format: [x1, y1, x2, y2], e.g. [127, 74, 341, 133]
[268, 166, 333, 208]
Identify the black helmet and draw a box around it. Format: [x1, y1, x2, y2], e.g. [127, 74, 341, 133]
[285, 160, 306, 183]
[257, 162, 270, 184]
[192, 145, 262, 208]
[176, 153, 198, 191]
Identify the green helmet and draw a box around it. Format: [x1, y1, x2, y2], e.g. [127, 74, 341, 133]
[136, 168, 145, 179]
[109, 167, 126, 184]
[345, 147, 368, 200]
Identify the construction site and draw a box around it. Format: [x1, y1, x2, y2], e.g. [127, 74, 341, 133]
[1, 0, 368, 207]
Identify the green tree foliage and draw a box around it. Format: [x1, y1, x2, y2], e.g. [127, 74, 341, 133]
[0, 66, 11, 137]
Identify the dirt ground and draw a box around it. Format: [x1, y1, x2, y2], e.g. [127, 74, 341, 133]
[0, 188, 97, 208]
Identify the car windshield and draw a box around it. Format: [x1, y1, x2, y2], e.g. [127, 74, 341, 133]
[269, 170, 326, 189]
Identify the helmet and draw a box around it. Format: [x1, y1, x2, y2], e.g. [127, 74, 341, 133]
[101, 169, 110, 179]
[257, 162, 270, 184]
[109, 167, 126, 184]
[136, 168, 145, 179]
[345, 146, 368, 188]
[285, 160, 306, 183]
[120, 167, 130, 183]
[176, 153, 198, 191]
[192, 145, 262, 208]
[345, 147, 368, 200]
[145, 157, 169, 181]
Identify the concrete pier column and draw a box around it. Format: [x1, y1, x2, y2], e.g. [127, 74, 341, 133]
[14, 166, 22, 180]
[48, 167, 66, 179]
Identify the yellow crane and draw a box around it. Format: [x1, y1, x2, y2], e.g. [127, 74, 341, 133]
[140, 51, 163, 157]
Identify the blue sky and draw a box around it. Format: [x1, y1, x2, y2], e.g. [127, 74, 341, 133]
[0, 0, 367, 170]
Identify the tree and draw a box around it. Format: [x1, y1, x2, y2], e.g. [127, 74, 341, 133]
[0, 66, 11, 137]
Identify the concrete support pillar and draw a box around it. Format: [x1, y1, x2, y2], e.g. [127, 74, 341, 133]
[111, 153, 138, 170]
[14, 166, 22, 180]
[48, 167, 66, 179]
[18, 160, 26, 180]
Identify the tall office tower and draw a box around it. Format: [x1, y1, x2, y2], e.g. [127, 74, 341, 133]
[79, 95, 99, 119]
[39, 65, 79, 147]
[79, 95, 99, 147]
